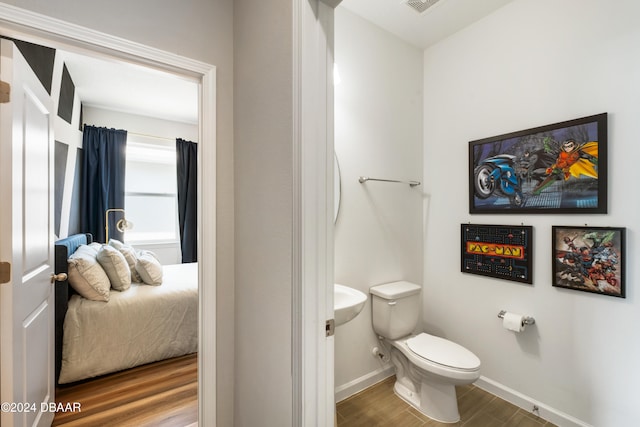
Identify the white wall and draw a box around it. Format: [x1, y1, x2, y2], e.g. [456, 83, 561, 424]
[83, 107, 198, 142]
[334, 7, 423, 399]
[0, 1, 236, 425]
[52, 54, 84, 239]
[423, 0, 640, 425]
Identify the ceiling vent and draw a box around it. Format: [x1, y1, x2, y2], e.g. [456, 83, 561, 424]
[404, 0, 443, 15]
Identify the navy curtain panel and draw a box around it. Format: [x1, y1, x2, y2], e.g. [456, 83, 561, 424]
[80, 125, 127, 243]
[177, 138, 198, 263]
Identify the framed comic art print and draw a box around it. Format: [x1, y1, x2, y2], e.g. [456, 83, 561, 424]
[552, 226, 625, 298]
[469, 113, 607, 214]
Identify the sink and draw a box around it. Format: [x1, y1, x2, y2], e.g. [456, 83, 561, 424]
[334, 284, 367, 326]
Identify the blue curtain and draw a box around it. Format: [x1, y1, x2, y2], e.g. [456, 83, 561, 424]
[80, 125, 127, 243]
[177, 138, 198, 262]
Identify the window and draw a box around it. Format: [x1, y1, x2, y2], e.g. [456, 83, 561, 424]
[124, 140, 178, 243]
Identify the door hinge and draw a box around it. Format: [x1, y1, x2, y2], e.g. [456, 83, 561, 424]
[325, 319, 335, 337]
[0, 262, 11, 284]
[0, 80, 9, 103]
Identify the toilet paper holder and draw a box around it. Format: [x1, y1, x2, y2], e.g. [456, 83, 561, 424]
[497, 310, 535, 326]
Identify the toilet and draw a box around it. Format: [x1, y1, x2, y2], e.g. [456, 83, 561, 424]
[370, 281, 481, 423]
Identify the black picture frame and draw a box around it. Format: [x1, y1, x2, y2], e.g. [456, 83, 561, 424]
[469, 113, 607, 214]
[461, 224, 533, 284]
[552, 226, 625, 298]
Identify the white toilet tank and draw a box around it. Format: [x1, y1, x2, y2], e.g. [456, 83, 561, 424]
[370, 281, 421, 340]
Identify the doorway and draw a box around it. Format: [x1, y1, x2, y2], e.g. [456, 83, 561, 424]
[0, 11, 216, 426]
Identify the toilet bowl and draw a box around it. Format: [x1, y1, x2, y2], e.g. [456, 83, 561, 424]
[387, 333, 480, 423]
[370, 281, 481, 423]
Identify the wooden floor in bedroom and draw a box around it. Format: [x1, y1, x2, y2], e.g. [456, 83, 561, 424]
[53, 353, 197, 427]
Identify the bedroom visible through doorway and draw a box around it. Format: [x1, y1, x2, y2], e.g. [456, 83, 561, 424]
[0, 14, 215, 419]
[55, 44, 201, 407]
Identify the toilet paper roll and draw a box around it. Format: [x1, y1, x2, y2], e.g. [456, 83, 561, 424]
[502, 312, 525, 332]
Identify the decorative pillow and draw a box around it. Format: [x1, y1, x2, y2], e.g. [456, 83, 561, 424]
[107, 239, 125, 250]
[67, 245, 110, 302]
[135, 250, 163, 285]
[97, 244, 132, 291]
[108, 239, 142, 283]
[82, 242, 102, 256]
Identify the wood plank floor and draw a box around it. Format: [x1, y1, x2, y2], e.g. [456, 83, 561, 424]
[337, 376, 558, 427]
[52, 353, 197, 427]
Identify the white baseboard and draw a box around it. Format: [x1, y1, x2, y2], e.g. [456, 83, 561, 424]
[335, 365, 395, 403]
[474, 376, 592, 427]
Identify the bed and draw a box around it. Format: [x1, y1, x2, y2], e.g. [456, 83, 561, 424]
[54, 233, 198, 384]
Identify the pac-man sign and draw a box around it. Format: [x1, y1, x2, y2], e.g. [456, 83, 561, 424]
[461, 224, 533, 284]
[465, 242, 525, 260]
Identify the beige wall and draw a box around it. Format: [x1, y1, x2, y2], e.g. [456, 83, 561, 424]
[233, 0, 294, 425]
[0, 1, 236, 425]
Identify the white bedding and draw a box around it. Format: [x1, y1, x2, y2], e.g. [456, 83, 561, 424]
[58, 263, 198, 384]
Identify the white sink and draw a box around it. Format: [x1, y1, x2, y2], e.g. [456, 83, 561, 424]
[334, 284, 367, 326]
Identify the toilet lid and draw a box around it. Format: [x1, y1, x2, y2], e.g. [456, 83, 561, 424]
[406, 333, 480, 371]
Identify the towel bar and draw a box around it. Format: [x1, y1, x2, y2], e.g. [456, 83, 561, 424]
[358, 176, 421, 187]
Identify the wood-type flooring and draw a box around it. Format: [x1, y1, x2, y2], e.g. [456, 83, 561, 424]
[53, 356, 559, 427]
[52, 353, 197, 427]
[337, 376, 558, 427]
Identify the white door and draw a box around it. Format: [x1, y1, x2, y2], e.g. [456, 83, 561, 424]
[0, 39, 56, 427]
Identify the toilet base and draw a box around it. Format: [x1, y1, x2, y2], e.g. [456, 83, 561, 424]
[394, 377, 460, 423]
[388, 342, 469, 424]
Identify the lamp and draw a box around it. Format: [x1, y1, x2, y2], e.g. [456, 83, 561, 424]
[105, 208, 134, 243]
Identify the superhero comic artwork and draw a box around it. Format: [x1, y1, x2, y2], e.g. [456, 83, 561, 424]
[551, 226, 625, 298]
[469, 113, 607, 214]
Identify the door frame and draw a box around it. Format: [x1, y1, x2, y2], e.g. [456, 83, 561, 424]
[292, 0, 340, 425]
[0, 4, 217, 425]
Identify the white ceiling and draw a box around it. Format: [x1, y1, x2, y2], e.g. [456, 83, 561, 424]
[59, 50, 199, 124]
[340, 0, 514, 49]
[59, 0, 511, 123]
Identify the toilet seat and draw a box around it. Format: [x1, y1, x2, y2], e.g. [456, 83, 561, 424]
[406, 333, 480, 372]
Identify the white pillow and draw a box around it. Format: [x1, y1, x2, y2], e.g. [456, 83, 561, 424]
[135, 250, 163, 285]
[97, 244, 131, 291]
[67, 245, 110, 302]
[87, 242, 102, 255]
[107, 239, 125, 250]
[108, 239, 142, 283]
